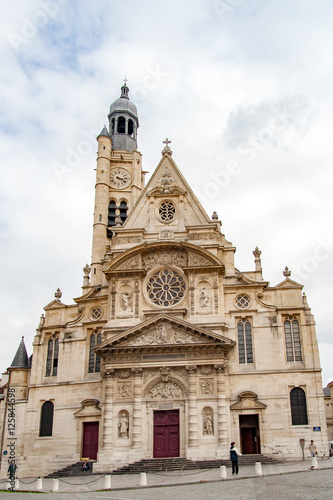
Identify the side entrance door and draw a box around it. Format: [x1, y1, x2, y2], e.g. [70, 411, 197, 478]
[153, 410, 179, 458]
[239, 414, 260, 454]
[82, 421, 99, 460]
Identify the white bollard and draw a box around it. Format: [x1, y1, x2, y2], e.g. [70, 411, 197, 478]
[140, 472, 147, 486]
[220, 465, 227, 479]
[6, 480, 11, 490]
[52, 478, 59, 492]
[15, 479, 19, 489]
[36, 477, 43, 491]
[311, 456, 318, 469]
[255, 461, 263, 476]
[104, 474, 112, 489]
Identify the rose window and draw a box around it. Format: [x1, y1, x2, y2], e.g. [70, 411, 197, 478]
[159, 201, 176, 222]
[235, 295, 250, 309]
[90, 307, 103, 320]
[147, 269, 186, 307]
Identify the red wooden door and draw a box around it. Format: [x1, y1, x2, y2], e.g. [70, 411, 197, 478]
[154, 410, 179, 458]
[82, 422, 99, 460]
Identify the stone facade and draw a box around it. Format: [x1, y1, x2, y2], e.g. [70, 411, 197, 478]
[0, 85, 329, 478]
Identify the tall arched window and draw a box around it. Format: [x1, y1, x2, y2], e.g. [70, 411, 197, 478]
[88, 331, 102, 373]
[119, 201, 128, 223]
[39, 401, 54, 436]
[45, 336, 59, 377]
[108, 200, 117, 227]
[284, 317, 302, 362]
[117, 116, 126, 133]
[128, 119, 134, 137]
[290, 387, 308, 425]
[237, 320, 253, 364]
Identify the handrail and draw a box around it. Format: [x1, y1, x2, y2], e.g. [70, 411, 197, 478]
[261, 444, 285, 461]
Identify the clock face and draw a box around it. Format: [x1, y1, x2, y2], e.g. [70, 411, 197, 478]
[110, 168, 131, 189]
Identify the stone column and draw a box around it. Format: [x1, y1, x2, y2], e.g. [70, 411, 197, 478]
[215, 364, 228, 455]
[186, 365, 199, 454]
[131, 368, 143, 450]
[102, 368, 115, 449]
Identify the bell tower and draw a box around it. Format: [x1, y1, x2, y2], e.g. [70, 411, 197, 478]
[90, 84, 145, 286]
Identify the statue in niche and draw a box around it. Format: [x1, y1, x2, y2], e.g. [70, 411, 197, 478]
[121, 292, 132, 312]
[199, 288, 210, 308]
[118, 413, 129, 438]
[203, 411, 214, 435]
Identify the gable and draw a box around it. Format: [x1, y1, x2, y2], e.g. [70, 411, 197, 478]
[121, 153, 217, 232]
[274, 278, 303, 289]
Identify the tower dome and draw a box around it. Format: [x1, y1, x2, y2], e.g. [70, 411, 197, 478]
[108, 83, 139, 152]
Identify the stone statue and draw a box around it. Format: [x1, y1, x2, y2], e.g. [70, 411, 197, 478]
[199, 288, 209, 308]
[118, 413, 129, 438]
[121, 292, 132, 312]
[203, 411, 213, 435]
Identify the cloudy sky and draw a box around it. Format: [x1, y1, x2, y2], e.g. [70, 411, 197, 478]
[1, 0, 333, 386]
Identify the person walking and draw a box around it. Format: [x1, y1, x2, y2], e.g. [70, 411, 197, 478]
[230, 442, 242, 475]
[309, 440, 317, 457]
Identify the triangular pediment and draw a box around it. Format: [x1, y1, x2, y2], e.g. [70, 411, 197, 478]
[95, 314, 234, 353]
[44, 299, 66, 310]
[274, 278, 303, 289]
[230, 391, 267, 410]
[121, 154, 216, 231]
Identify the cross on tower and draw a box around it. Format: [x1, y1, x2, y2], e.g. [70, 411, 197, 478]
[163, 138, 171, 147]
[123, 75, 128, 85]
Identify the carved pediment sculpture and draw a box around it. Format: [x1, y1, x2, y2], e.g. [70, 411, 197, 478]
[123, 321, 211, 347]
[148, 168, 186, 196]
[142, 248, 188, 271]
[149, 381, 183, 399]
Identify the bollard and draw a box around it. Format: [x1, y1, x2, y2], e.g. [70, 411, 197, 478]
[52, 478, 59, 492]
[220, 465, 227, 479]
[139, 472, 147, 486]
[104, 474, 112, 489]
[15, 479, 19, 489]
[255, 461, 263, 476]
[311, 456, 318, 469]
[6, 480, 11, 490]
[36, 477, 43, 491]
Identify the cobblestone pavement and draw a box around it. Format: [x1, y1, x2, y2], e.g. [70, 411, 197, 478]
[0, 459, 332, 499]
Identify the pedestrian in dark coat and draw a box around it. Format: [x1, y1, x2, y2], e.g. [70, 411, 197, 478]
[230, 442, 242, 475]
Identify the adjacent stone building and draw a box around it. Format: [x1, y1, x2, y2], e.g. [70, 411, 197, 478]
[0, 84, 329, 477]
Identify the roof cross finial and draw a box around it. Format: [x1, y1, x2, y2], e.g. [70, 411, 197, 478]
[162, 138, 172, 156]
[124, 75, 128, 85]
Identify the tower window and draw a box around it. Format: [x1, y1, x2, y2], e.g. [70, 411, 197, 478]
[119, 201, 128, 223]
[45, 336, 59, 377]
[284, 317, 302, 362]
[117, 116, 126, 134]
[111, 118, 115, 134]
[128, 119, 134, 137]
[108, 200, 128, 235]
[290, 387, 308, 425]
[88, 331, 102, 373]
[237, 320, 253, 364]
[39, 401, 54, 437]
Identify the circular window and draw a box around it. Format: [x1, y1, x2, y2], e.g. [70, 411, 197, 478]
[147, 268, 186, 307]
[235, 295, 250, 309]
[159, 200, 176, 222]
[90, 307, 103, 320]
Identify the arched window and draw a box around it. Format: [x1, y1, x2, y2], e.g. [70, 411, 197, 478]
[119, 201, 128, 223]
[237, 320, 253, 364]
[39, 401, 54, 437]
[128, 119, 134, 137]
[107, 200, 128, 233]
[284, 317, 302, 362]
[88, 331, 102, 373]
[117, 116, 126, 134]
[45, 336, 59, 377]
[111, 118, 115, 134]
[290, 387, 308, 425]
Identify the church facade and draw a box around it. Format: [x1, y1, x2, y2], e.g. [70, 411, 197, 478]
[0, 84, 329, 477]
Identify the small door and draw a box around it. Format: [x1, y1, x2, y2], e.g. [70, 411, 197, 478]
[239, 414, 260, 454]
[82, 422, 99, 460]
[154, 410, 179, 458]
